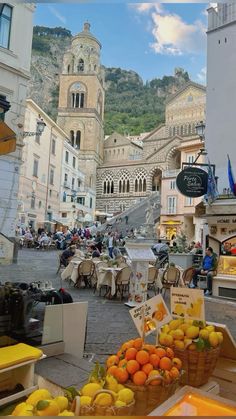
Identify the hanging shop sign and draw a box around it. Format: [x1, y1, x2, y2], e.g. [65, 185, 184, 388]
[176, 166, 208, 198]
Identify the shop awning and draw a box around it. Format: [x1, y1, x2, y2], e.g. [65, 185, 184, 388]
[0, 121, 16, 155]
[162, 220, 182, 225]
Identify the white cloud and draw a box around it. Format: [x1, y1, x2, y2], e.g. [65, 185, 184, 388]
[197, 67, 206, 83]
[48, 5, 67, 25]
[130, 3, 163, 14]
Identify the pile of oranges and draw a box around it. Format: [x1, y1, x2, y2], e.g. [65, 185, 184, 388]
[106, 338, 182, 387]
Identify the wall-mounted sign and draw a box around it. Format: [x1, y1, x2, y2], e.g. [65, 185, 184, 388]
[176, 167, 208, 198]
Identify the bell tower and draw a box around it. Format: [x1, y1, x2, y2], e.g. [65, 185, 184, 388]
[57, 22, 105, 211]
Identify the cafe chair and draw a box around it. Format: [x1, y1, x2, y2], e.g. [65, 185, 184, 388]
[147, 266, 159, 296]
[162, 266, 181, 298]
[182, 267, 195, 287]
[115, 266, 132, 301]
[56, 253, 64, 274]
[75, 260, 95, 288]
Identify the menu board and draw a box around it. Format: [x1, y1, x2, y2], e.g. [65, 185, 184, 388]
[170, 287, 205, 321]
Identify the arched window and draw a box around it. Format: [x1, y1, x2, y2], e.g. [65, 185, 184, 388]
[102, 173, 114, 195]
[70, 130, 74, 146]
[134, 169, 147, 193]
[76, 131, 81, 149]
[180, 125, 184, 136]
[78, 59, 84, 72]
[70, 82, 86, 109]
[118, 170, 130, 194]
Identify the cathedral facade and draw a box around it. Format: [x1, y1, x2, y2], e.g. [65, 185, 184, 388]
[57, 23, 206, 241]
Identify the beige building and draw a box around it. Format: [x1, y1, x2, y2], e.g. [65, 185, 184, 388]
[0, 2, 34, 243]
[19, 100, 65, 231]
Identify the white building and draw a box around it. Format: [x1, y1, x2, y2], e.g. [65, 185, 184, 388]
[0, 2, 34, 245]
[60, 140, 94, 228]
[206, 2, 236, 193]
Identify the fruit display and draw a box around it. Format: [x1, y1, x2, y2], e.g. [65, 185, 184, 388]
[158, 319, 223, 387]
[104, 337, 183, 415]
[10, 389, 74, 416]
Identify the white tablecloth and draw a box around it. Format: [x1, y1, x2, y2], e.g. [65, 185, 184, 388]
[96, 267, 122, 296]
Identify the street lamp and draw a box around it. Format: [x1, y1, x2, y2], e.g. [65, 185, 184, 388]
[21, 117, 46, 138]
[0, 94, 11, 119]
[195, 121, 205, 142]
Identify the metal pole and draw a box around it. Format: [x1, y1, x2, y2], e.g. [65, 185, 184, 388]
[45, 126, 53, 224]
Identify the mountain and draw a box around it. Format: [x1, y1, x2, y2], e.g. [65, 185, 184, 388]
[29, 26, 190, 135]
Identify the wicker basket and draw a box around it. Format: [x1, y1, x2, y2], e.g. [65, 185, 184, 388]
[174, 346, 221, 387]
[126, 375, 179, 416]
[74, 389, 135, 416]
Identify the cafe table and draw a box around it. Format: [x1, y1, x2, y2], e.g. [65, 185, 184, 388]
[96, 266, 122, 297]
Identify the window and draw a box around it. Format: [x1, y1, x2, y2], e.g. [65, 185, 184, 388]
[167, 196, 177, 214]
[62, 192, 66, 202]
[185, 197, 193, 206]
[76, 131, 81, 149]
[0, 4, 12, 49]
[62, 212, 67, 218]
[170, 180, 176, 190]
[30, 196, 35, 209]
[77, 197, 85, 205]
[49, 168, 54, 185]
[90, 197, 93, 208]
[72, 177, 75, 190]
[65, 151, 69, 163]
[187, 154, 195, 163]
[51, 138, 56, 155]
[33, 159, 38, 177]
[77, 59, 84, 72]
[77, 178, 81, 188]
[71, 92, 84, 108]
[72, 157, 76, 168]
[39, 201, 42, 209]
[49, 189, 52, 197]
[70, 130, 74, 145]
[64, 173, 68, 182]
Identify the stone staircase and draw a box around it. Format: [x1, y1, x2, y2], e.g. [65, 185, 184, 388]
[98, 192, 160, 235]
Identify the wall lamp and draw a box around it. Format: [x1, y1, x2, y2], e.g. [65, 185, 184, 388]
[18, 116, 46, 138]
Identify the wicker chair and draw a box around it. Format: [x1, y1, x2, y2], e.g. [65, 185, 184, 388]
[75, 260, 95, 288]
[147, 266, 159, 296]
[56, 253, 64, 274]
[162, 266, 181, 297]
[115, 266, 132, 300]
[182, 266, 195, 287]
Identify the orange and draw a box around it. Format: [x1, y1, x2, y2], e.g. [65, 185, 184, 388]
[159, 356, 172, 371]
[107, 365, 118, 376]
[132, 371, 147, 386]
[166, 347, 175, 359]
[142, 344, 156, 354]
[115, 367, 129, 384]
[126, 360, 140, 375]
[149, 354, 160, 368]
[106, 355, 119, 368]
[148, 369, 162, 386]
[125, 347, 138, 361]
[121, 340, 134, 352]
[133, 337, 143, 350]
[154, 347, 167, 358]
[117, 350, 124, 360]
[136, 350, 150, 365]
[142, 363, 153, 376]
[170, 366, 180, 379]
[172, 357, 182, 371]
[118, 359, 127, 368]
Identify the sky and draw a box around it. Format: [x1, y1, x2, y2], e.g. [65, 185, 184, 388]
[34, 2, 211, 83]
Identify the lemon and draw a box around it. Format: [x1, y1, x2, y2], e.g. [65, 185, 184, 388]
[26, 389, 52, 407]
[206, 325, 215, 333]
[179, 323, 189, 333]
[172, 329, 185, 340]
[184, 338, 193, 349]
[13, 403, 34, 416]
[185, 326, 200, 339]
[162, 324, 170, 334]
[209, 332, 219, 347]
[117, 384, 125, 392]
[159, 332, 173, 346]
[115, 400, 126, 407]
[15, 407, 34, 416]
[81, 383, 102, 398]
[188, 343, 197, 351]
[117, 388, 134, 405]
[216, 331, 223, 344]
[199, 329, 209, 340]
[94, 393, 113, 407]
[36, 399, 60, 416]
[58, 410, 75, 416]
[169, 319, 183, 330]
[80, 396, 92, 406]
[55, 396, 69, 412]
[105, 375, 119, 392]
[174, 340, 185, 350]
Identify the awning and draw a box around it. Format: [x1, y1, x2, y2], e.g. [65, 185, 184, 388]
[0, 121, 16, 155]
[162, 220, 182, 225]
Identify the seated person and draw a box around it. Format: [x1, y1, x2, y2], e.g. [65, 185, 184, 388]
[89, 244, 100, 258]
[153, 240, 169, 254]
[60, 245, 77, 267]
[190, 247, 218, 296]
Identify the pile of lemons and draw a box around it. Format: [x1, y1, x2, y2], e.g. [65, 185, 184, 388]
[80, 379, 134, 408]
[159, 319, 223, 351]
[10, 389, 74, 416]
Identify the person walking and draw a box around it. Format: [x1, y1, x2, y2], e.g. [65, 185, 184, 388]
[107, 232, 115, 258]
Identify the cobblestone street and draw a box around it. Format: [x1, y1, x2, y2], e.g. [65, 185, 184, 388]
[1, 248, 236, 361]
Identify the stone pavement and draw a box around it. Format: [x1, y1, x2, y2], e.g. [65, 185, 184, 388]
[1, 249, 236, 389]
